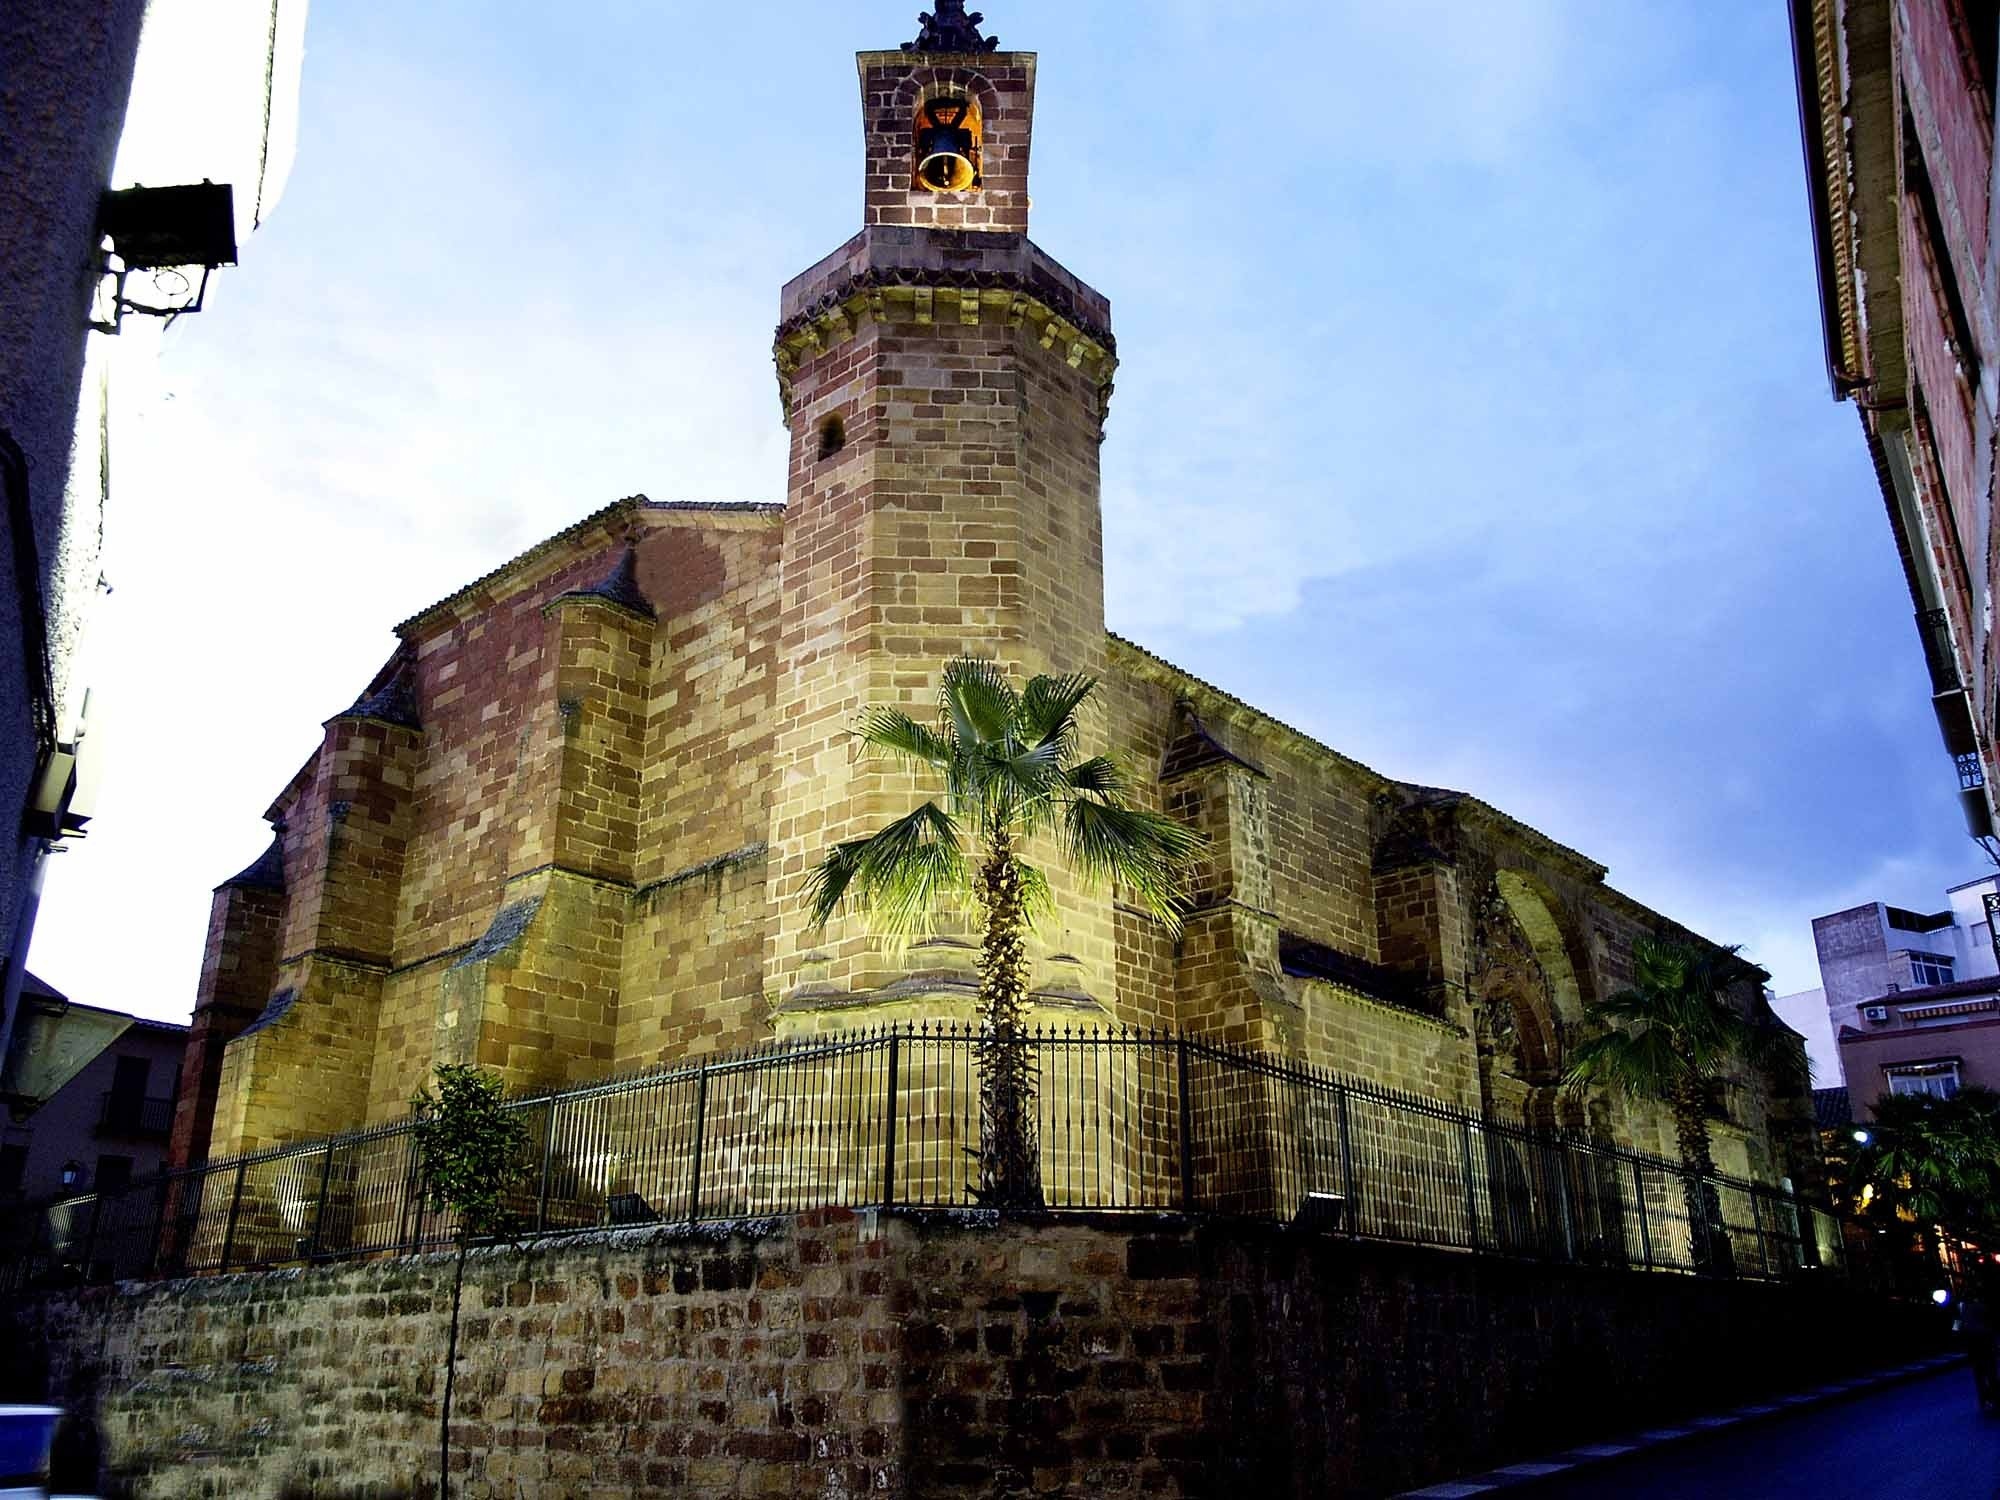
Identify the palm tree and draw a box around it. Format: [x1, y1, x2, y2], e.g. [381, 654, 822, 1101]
[806, 658, 1202, 1208]
[1563, 934, 1798, 1273]
[1851, 1087, 2000, 1259]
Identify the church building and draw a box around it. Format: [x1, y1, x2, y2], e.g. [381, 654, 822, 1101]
[170, 3, 1815, 1193]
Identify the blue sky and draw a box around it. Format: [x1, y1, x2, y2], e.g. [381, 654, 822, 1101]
[28, 0, 1984, 1020]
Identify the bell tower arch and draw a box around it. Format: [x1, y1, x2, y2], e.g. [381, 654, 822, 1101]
[766, 4, 1120, 1016]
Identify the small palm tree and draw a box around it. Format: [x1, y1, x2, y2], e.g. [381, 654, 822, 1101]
[1852, 1087, 2000, 1257]
[1564, 934, 1798, 1273]
[807, 658, 1202, 1208]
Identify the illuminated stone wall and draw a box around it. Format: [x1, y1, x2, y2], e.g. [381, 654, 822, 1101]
[177, 29, 1815, 1194]
[1, 1210, 1943, 1499]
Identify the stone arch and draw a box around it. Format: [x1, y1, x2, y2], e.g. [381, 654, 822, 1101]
[891, 66, 1004, 125]
[1473, 871, 1594, 1127]
[1494, 869, 1591, 1030]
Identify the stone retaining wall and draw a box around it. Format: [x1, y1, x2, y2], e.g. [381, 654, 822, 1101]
[0, 1210, 1944, 1499]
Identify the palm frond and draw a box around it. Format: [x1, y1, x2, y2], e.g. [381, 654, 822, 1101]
[1019, 672, 1097, 758]
[805, 801, 968, 944]
[973, 738, 1069, 836]
[1062, 756, 1127, 798]
[1564, 1023, 1689, 1099]
[856, 706, 954, 770]
[805, 838, 867, 931]
[1742, 1018, 1811, 1092]
[1062, 798, 1203, 933]
[940, 658, 1018, 749]
[1013, 856, 1059, 933]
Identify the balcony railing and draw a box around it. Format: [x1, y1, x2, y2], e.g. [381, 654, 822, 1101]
[96, 1093, 173, 1139]
[1919, 607, 1960, 694]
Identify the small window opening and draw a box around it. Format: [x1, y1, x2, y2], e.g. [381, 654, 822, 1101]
[818, 414, 846, 461]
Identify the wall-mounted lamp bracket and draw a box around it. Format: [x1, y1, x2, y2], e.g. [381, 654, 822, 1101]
[90, 181, 236, 334]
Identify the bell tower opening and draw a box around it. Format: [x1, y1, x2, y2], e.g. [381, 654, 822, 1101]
[914, 94, 982, 192]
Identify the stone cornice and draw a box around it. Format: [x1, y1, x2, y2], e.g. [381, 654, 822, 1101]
[1107, 633, 1394, 794]
[632, 843, 769, 903]
[773, 272, 1116, 420]
[1439, 797, 1609, 886]
[394, 499, 782, 639]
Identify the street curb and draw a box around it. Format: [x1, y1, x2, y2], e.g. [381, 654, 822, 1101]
[1393, 1353, 1966, 1498]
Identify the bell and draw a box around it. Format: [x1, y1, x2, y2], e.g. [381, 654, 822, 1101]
[915, 98, 979, 193]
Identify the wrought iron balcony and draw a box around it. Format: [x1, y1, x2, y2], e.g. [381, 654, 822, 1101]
[1919, 607, 1961, 693]
[96, 1093, 173, 1139]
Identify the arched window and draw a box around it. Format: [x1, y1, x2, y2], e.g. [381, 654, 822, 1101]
[913, 95, 983, 193]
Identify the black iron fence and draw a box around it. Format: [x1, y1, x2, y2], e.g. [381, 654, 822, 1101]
[0, 1025, 1844, 1289]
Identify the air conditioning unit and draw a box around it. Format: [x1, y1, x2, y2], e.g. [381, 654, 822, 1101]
[1862, 1004, 1891, 1024]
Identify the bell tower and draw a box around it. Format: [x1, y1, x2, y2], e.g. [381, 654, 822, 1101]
[766, 1, 1120, 1017]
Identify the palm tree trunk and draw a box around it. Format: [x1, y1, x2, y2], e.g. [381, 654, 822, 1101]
[974, 829, 1041, 1209]
[1672, 1083, 1729, 1275]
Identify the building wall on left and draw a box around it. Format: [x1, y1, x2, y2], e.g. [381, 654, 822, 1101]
[1, 1016, 186, 1202]
[0, 0, 149, 973]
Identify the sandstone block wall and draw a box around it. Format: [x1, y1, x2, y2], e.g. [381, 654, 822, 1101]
[179, 30, 1817, 1198]
[186, 484, 1816, 1194]
[765, 292, 1118, 1013]
[193, 507, 790, 1158]
[3, 1211, 1942, 1500]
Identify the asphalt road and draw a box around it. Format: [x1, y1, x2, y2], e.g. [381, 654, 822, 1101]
[1526, 1365, 2000, 1499]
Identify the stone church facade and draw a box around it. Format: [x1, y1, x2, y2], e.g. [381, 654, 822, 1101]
[170, 6, 1815, 1191]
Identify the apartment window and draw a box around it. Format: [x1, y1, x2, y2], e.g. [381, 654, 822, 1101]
[1886, 1060, 1962, 1099]
[95, 1155, 134, 1193]
[1911, 953, 1956, 987]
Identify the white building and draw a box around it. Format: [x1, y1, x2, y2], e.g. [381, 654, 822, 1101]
[0, 2, 306, 1068]
[1785, 874, 2000, 1087]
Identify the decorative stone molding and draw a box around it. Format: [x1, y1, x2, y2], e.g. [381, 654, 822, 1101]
[773, 274, 1116, 425]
